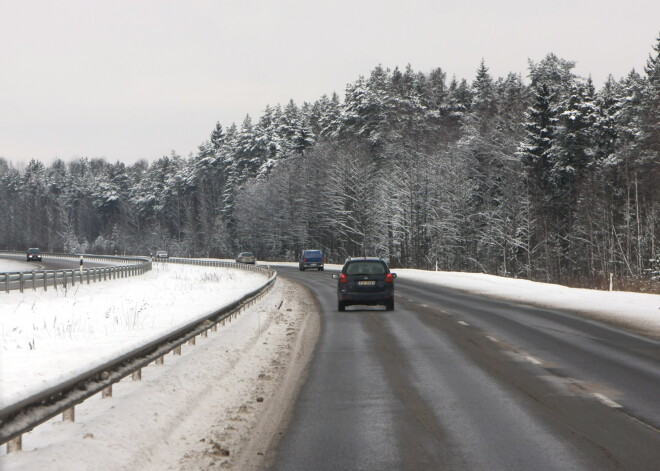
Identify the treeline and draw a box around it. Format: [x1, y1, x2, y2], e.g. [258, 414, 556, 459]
[1, 35, 659, 289]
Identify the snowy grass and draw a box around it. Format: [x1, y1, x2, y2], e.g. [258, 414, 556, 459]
[0, 262, 268, 408]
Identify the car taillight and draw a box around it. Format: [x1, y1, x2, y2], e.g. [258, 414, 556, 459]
[321, 258, 324, 263]
[339, 274, 347, 284]
[304, 258, 307, 262]
[385, 273, 393, 283]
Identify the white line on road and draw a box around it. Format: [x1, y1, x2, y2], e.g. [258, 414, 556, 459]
[523, 354, 543, 365]
[592, 393, 622, 409]
[458, 321, 469, 326]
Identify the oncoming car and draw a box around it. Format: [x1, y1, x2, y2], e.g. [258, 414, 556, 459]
[332, 257, 396, 311]
[26, 248, 42, 262]
[235, 252, 256, 264]
[155, 250, 169, 259]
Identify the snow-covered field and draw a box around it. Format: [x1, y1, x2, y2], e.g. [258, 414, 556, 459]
[0, 272, 318, 470]
[0, 262, 268, 408]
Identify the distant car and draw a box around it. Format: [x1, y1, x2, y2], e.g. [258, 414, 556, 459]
[26, 248, 42, 262]
[299, 250, 324, 271]
[155, 251, 169, 259]
[235, 252, 256, 264]
[332, 257, 396, 311]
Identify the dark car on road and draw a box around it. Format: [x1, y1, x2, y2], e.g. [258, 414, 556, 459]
[299, 249, 324, 271]
[26, 248, 42, 262]
[333, 257, 396, 311]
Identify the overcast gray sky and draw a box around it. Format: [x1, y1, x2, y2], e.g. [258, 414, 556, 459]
[1, 0, 659, 165]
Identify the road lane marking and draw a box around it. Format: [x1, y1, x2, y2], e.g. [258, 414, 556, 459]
[592, 393, 622, 409]
[458, 321, 469, 326]
[420, 304, 429, 308]
[523, 354, 542, 365]
[486, 335, 499, 343]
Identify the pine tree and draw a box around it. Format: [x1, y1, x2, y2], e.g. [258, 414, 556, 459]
[641, 33, 660, 159]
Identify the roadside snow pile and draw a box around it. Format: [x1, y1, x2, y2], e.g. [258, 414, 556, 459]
[396, 269, 660, 338]
[0, 262, 268, 408]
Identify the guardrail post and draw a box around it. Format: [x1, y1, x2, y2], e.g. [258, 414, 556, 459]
[71, 270, 75, 286]
[132, 369, 141, 381]
[87, 269, 90, 284]
[188, 336, 196, 346]
[174, 346, 181, 355]
[63, 407, 75, 422]
[156, 356, 164, 365]
[32, 271, 36, 291]
[5, 274, 9, 293]
[44, 271, 47, 291]
[19, 273, 24, 293]
[102, 386, 112, 398]
[7, 436, 22, 453]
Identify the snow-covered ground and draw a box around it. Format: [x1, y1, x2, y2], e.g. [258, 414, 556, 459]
[0, 262, 269, 408]
[0, 259, 39, 272]
[396, 268, 660, 339]
[0, 272, 318, 470]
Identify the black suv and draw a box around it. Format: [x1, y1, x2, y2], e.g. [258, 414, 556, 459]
[26, 248, 42, 262]
[333, 257, 396, 311]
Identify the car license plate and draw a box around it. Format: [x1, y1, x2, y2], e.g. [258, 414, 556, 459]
[358, 280, 375, 286]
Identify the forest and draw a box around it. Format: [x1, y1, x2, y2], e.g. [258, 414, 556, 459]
[1, 35, 659, 290]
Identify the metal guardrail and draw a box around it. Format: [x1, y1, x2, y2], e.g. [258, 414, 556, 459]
[0, 258, 276, 451]
[0, 251, 151, 293]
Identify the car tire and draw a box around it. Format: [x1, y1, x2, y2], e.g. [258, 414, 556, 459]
[338, 301, 346, 312]
[300, 267, 305, 271]
[386, 299, 394, 311]
[319, 267, 324, 271]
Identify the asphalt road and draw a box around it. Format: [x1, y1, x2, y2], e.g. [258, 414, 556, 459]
[0, 253, 113, 271]
[0, 254, 127, 292]
[270, 266, 660, 471]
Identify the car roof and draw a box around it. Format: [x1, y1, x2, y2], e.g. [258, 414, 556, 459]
[346, 257, 384, 262]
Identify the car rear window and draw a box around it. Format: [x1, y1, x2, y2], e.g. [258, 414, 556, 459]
[346, 261, 386, 275]
[305, 251, 322, 256]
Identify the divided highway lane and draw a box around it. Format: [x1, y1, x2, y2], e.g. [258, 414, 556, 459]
[271, 266, 660, 470]
[0, 253, 115, 271]
[0, 254, 131, 292]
